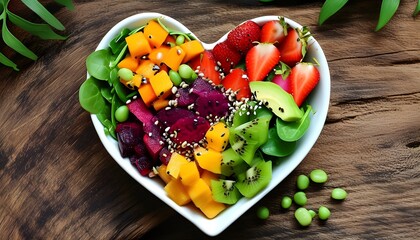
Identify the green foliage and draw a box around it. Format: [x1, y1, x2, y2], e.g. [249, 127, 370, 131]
[0, 0, 74, 71]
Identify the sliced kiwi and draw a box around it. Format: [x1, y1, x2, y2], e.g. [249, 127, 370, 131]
[236, 160, 272, 198]
[231, 101, 273, 128]
[211, 179, 242, 205]
[221, 147, 245, 177]
[229, 132, 259, 165]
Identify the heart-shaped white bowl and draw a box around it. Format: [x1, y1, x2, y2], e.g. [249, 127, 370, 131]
[90, 12, 330, 236]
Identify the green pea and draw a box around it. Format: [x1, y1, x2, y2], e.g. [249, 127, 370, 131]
[318, 206, 331, 220]
[256, 206, 270, 220]
[331, 188, 348, 200]
[281, 196, 292, 209]
[294, 207, 312, 226]
[293, 191, 307, 206]
[297, 174, 310, 190]
[117, 68, 133, 81]
[175, 35, 185, 46]
[308, 209, 316, 218]
[115, 105, 129, 122]
[309, 169, 328, 183]
[169, 70, 182, 86]
[178, 64, 194, 80]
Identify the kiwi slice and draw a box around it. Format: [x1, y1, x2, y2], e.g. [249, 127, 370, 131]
[236, 160, 272, 198]
[231, 101, 273, 128]
[221, 147, 245, 177]
[211, 179, 242, 205]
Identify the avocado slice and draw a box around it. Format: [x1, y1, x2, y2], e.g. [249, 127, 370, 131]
[249, 81, 303, 122]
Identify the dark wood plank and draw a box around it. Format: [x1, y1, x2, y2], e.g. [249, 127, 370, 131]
[1, 0, 420, 239]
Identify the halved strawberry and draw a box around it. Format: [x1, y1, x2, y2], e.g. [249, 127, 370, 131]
[278, 26, 311, 67]
[212, 41, 242, 74]
[245, 43, 281, 82]
[222, 68, 251, 100]
[226, 20, 261, 54]
[289, 62, 320, 107]
[260, 17, 288, 45]
[189, 51, 222, 84]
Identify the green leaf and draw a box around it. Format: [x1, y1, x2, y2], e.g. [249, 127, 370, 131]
[376, 0, 400, 31]
[54, 0, 74, 10]
[86, 49, 111, 80]
[276, 105, 312, 142]
[21, 0, 65, 31]
[414, 0, 420, 17]
[2, 20, 38, 60]
[7, 11, 66, 40]
[79, 77, 107, 114]
[260, 128, 296, 157]
[0, 51, 18, 70]
[318, 0, 349, 25]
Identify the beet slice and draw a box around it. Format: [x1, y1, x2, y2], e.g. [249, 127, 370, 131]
[195, 91, 229, 119]
[115, 122, 144, 158]
[143, 119, 163, 160]
[127, 98, 154, 124]
[130, 155, 153, 176]
[169, 115, 210, 145]
[190, 77, 216, 97]
[155, 108, 195, 129]
[176, 87, 197, 107]
[158, 147, 172, 165]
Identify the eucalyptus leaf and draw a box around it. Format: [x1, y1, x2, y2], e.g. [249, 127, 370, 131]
[86, 49, 111, 80]
[79, 77, 107, 114]
[21, 0, 65, 31]
[276, 105, 312, 142]
[0, 51, 18, 70]
[318, 0, 349, 25]
[376, 0, 400, 31]
[413, 0, 420, 16]
[2, 20, 38, 60]
[7, 11, 66, 40]
[261, 128, 296, 157]
[54, 0, 75, 10]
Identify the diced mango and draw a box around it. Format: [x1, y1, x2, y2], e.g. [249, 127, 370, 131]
[148, 46, 170, 65]
[125, 32, 152, 58]
[131, 74, 143, 88]
[194, 147, 222, 174]
[138, 83, 157, 106]
[205, 122, 230, 152]
[149, 70, 173, 98]
[152, 97, 169, 111]
[143, 20, 169, 48]
[164, 179, 191, 206]
[157, 165, 173, 184]
[117, 54, 139, 72]
[166, 153, 189, 179]
[200, 199, 226, 219]
[136, 60, 159, 79]
[187, 178, 213, 209]
[162, 46, 185, 71]
[180, 40, 205, 63]
[179, 161, 200, 186]
[201, 170, 218, 188]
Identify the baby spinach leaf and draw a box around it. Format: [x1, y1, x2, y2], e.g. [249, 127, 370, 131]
[79, 77, 106, 114]
[101, 87, 113, 103]
[261, 128, 296, 157]
[276, 105, 312, 142]
[86, 49, 111, 81]
[109, 28, 130, 54]
[21, 0, 65, 31]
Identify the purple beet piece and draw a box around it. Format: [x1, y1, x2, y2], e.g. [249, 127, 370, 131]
[127, 98, 154, 124]
[190, 77, 216, 97]
[143, 120, 163, 160]
[115, 122, 144, 158]
[158, 147, 172, 165]
[133, 142, 148, 157]
[176, 87, 197, 107]
[155, 108, 195, 129]
[195, 91, 229, 119]
[169, 115, 210, 145]
[130, 155, 153, 176]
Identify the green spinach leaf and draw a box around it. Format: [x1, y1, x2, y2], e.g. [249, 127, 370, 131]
[79, 77, 106, 114]
[276, 105, 312, 142]
[86, 49, 111, 81]
[261, 128, 296, 157]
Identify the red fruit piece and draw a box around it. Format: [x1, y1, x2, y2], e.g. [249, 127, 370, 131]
[190, 77, 216, 96]
[260, 17, 288, 44]
[169, 116, 210, 145]
[222, 68, 251, 100]
[289, 62, 320, 107]
[278, 27, 311, 67]
[155, 108, 195, 129]
[227, 20, 261, 54]
[271, 62, 292, 94]
[246, 43, 281, 82]
[158, 147, 172, 165]
[127, 98, 154, 124]
[189, 51, 221, 84]
[130, 155, 153, 176]
[116, 122, 144, 158]
[143, 119, 163, 160]
[212, 41, 241, 74]
[195, 90, 230, 120]
[176, 87, 197, 107]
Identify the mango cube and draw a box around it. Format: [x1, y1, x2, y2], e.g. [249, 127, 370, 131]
[205, 122, 230, 152]
[200, 199, 226, 219]
[166, 153, 189, 179]
[149, 70, 173, 98]
[187, 178, 213, 209]
[179, 161, 200, 186]
[164, 179, 191, 206]
[194, 146, 222, 174]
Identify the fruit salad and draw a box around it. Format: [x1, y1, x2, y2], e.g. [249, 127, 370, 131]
[79, 16, 320, 219]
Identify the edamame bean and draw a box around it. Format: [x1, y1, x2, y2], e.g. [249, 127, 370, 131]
[117, 68, 133, 81]
[178, 64, 194, 80]
[169, 70, 182, 86]
[115, 105, 129, 122]
[293, 191, 307, 206]
[294, 207, 312, 226]
[331, 188, 348, 200]
[281, 196, 292, 209]
[318, 206, 331, 220]
[256, 206, 270, 220]
[297, 174, 310, 190]
[308, 209, 316, 218]
[176, 35, 185, 46]
[309, 169, 328, 183]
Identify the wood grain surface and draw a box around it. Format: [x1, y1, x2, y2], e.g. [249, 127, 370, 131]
[1, 0, 419, 239]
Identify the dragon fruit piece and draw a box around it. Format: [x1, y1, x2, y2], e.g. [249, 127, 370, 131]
[190, 77, 216, 97]
[158, 147, 172, 165]
[143, 119, 163, 160]
[176, 87, 197, 107]
[169, 115, 210, 145]
[127, 98, 154, 124]
[155, 108, 195, 129]
[195, 91, 229, 119]
[272, 74, 292, 94]
[115, 122, 144, 158]
[130, 155, 153, 176]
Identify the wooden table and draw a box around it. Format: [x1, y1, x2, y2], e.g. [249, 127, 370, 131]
[1, 0, 419, 239]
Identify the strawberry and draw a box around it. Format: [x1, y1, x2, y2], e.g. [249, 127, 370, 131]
[189, 50, 222, 84]
[212, 41, 242, 74]
[245, 43, 281, 82]
[289, 62, 320, 107]
[226, 20, 261, 54]
[222, 68, 251, 100]
[278, 26, 311, 67]
[260, 17, 288, 44]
